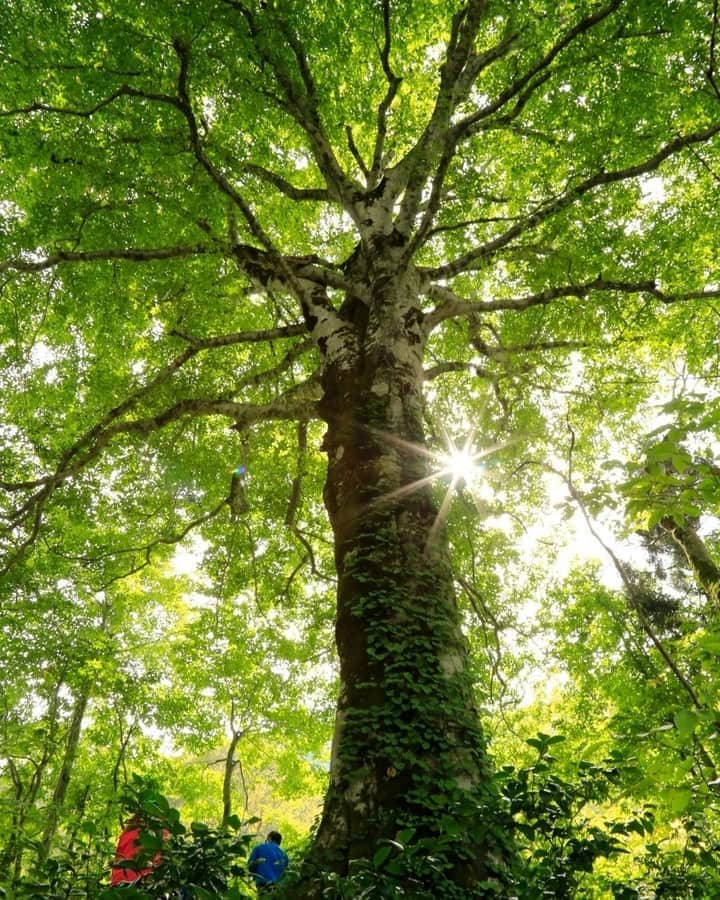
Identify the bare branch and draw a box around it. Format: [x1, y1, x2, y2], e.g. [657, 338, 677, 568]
[426, 215, 524, 238]
[686, 144, 720, 185]
[168, 40, 348, 329]
[346, 125, 370, 179]
[424, 360, 493, 380]
[96, 497, 231, 590]
[456, 0, 624, 136]
[169, 322, 307, 349]
[230, 338, 315, 395]
[457, 574, 509, 698]
[397, 1, 622, 248]
[244, 162, 330, 202]
[401, 27, 520, 249]
[173, 38, 278, 254]
[0, 84, 178, 119]
[284, 421, 321, 576]
[423, 278, 720, 331]
[709, 0, 720, 100]
[0, 244, 213, 275]
[531, 446, 705, 712]
[1, 386, 321, 575]
[393, 0, 494, 235]
[224, 2, 360, 207]
[369, 0, 403, 184]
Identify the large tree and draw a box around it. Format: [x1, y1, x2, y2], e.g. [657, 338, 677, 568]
[1, 0, 719, 894]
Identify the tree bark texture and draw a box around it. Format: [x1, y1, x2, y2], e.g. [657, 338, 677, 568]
[291, 262, 513, 896]
[661, 517, 720, 611]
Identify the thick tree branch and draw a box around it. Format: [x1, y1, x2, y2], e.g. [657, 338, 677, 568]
[1, 387, 321, 575]
[455, 0, 624, 137]
[428, 119, 720, 280]
[423, 279, 720, 333]
[0, 84, 178, 118]
[243, 162, 330, 202]
[224, 1, 361, 210]
[369, 0, 403, 185]
[0, 244, 213, 274]
[393, 0, 496, 234]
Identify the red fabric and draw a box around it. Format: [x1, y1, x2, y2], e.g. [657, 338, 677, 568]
[110, 826, 164, 886]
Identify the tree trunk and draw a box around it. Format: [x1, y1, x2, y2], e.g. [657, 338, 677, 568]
[2, 679, 64, 888]
[222, 728, 242, 826]
[37, 689, 90, 866]
[660, 517, 720, 611]
[292, 269, 514, 896]
[0, 759, 25, 877]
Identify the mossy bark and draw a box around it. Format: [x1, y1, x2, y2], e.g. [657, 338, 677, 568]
[286, 282, 514, 896]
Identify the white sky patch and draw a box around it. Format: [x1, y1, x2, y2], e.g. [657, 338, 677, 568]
[289, 149, 310, 170]
[317, 207, 355, 242]
[0, 199, 24, 222]
[467, 88, 490, 107]
[254, 538, 269, 558]
[172, 534, 210, 576]
[424, 41, 446, 65]
[153, 321, 167, 341]
[283, 622, 303, 642]
[30, 341, 57, 367]
[201, 96, 217, 126]
[639, 174, 667, 204]
[183, 590, 216, 610]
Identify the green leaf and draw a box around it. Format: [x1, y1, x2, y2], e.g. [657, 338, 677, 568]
[673, 709, 699, 740]
[666, 788, 692, 815]
[698, 633, 720, 654]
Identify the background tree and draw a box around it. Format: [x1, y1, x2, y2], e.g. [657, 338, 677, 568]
[2, 0, 720, 895]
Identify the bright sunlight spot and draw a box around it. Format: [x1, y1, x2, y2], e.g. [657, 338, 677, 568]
[442, 446, 479, 484]
[436, 432, 486, 487]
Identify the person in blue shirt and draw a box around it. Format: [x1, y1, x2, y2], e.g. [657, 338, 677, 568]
[248, 830, 288, 891]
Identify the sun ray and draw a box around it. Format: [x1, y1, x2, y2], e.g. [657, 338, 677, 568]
[348, 422, 518, 549]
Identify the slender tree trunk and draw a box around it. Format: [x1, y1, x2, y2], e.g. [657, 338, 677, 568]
[222, 730, 242, 826]
[0, 759, 25, 876]
[3, 680, 64, 888]
[293, 270, 513, 896]
[37, 690, 90, 866]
